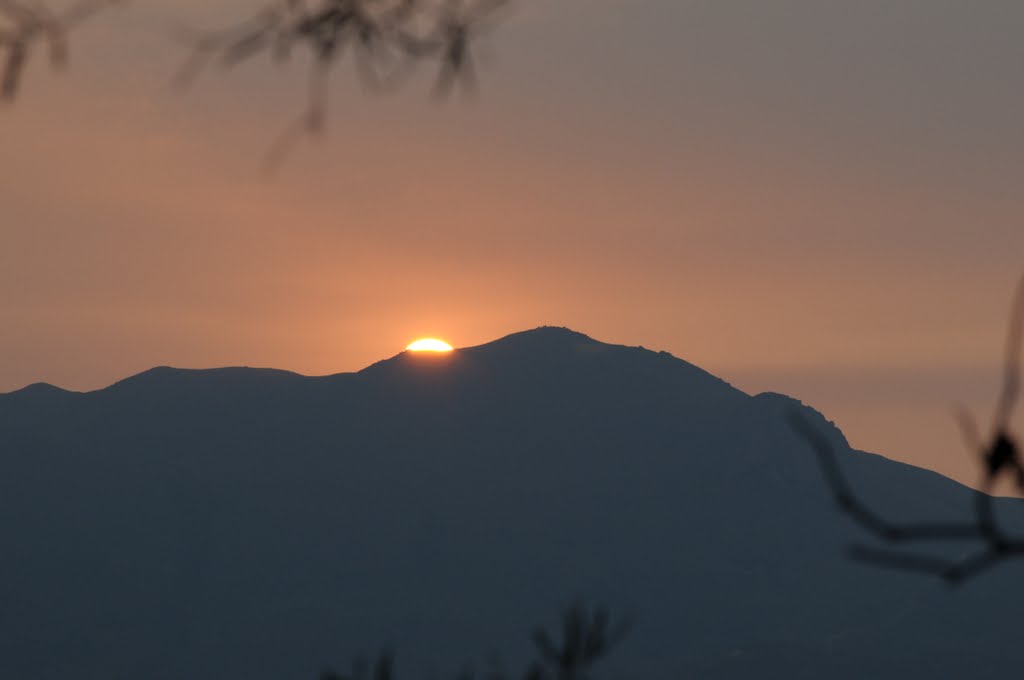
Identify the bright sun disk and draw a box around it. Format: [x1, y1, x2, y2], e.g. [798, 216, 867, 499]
[406, 338, 454, 352]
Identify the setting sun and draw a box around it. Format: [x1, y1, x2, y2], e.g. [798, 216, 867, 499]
[405, 338, 454, 352]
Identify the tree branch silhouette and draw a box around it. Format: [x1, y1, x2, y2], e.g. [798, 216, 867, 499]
[0, 0, 119, 100]
[790, 273, 1024, 584]
[172, 0, 513, 169]
[2, 1, 515, 168]
[319, 603, 630, 680]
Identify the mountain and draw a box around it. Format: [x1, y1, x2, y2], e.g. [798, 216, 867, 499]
[1, 327, 1022, 679]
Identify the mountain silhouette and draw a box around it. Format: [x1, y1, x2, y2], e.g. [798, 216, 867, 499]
[1, 327, 1022, 679]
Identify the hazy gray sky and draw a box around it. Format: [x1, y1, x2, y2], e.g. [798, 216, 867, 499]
[2, 0, 1023, 489]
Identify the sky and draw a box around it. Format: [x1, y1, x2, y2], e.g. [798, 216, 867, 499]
[2, 0, 1023, 490]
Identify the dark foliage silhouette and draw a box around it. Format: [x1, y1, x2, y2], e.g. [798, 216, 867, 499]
[525, 603, 630, 680]
[790, 274, 1024, 584]
[321, 650, 394, 680]
[319, 604, 629, 680]
[0, 0, 117, 100]
[2, 0, 514, 166]
[173, 0, 512, 168]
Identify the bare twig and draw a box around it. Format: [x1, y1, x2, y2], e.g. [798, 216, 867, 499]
[174, 0, 513, 167]
[527, 603, 631, 680]
[790, 274, 1024, 584]
[0, 0, 119, 101]
[319, 603, 629, 680]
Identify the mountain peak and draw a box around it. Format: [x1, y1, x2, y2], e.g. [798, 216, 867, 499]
[0, 381, 74, 400]
[15, 382, 69, 395]
[753, 391, 850, 449]
[465, 326, 601, 351]
[100, 365, 305, 397]
[356, 326, 743, 404]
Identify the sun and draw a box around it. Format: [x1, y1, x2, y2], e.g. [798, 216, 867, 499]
[406, 338, 454, 353]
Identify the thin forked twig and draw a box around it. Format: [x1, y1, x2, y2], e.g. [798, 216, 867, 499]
[173, 0, 512, 168]
[319, 603, 629, 680]
[0, 0, 119, 101]
[790, 274, 1024, 584]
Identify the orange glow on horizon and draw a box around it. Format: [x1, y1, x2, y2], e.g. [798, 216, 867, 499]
[405, 338, 454, 352]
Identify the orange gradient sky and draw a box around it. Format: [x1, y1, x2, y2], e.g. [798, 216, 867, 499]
[2, 0, 1024, 490]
